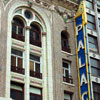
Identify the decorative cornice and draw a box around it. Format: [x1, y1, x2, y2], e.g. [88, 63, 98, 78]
[27, 0, 78, 23]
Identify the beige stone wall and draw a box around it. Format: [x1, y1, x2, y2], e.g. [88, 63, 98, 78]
[0, 0, 8, 97]
[0, 0, 79, 99]
[51, 12, 79, 100]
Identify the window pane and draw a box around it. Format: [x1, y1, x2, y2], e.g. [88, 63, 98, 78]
[87, 22, 95, 30]
[30, 94, 35, 100]
[12, 49, 23, 57]
[63, 62, 68, 68]
[65, 70, 69, 77]
[35, 63, 40, 73]
[91, 67, 100, 76]
[30, 61, 34, 71]
[18, 58, 23, 68]
[10, 89, 16, 100]
[37, 96, 42, 100]
[93, 83, 100, 100]
[87, 14, 95, 23]
[64, 93, 71, 100]
[90, 58, 99, 68]
[97, 1, 100, 6]
[86, 1, 92, 9]
[17, 91, 23, 100]
[88, 35, 97, 43]
[11, 56, 16, 66]
[30, 54, 40, 62]
[18, 26, 23, 35]
[89, 42, 97, 50]
[30, 87, 41, 95]
[30, 31, 35, 39]
[35, 32, 39, 41]
[12, 24, 16, 34]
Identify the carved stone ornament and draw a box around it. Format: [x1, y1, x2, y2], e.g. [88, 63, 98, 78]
[2, 0, 10, 5]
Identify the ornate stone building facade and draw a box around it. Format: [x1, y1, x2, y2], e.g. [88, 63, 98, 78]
[0, 0, 79, 100]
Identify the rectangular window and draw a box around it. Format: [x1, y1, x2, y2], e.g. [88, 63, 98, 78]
[30, 54, 42, 79]
[98, 19, 100, 30]
[86, 0, 93, 9]
[30, 87, 42, 100]
[88, 35, 98, 51]
[97, 1, 100, 7]
[11, 49, 24, 74]
[64, 91, 72, 100]
[87, 14, 95, 30]
[62, 60, 73, 84]
[93, 82, 100, 100]
[10, 82, 24, 100]
[90, 58, 100, 77]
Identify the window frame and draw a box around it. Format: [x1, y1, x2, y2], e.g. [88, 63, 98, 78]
[93, 82, 100, 100]
[30, 23, 41, 47]
[86, 0, 93, 9]
[90, 57, 100, 77]
[63, 60, 71, 77]
[30, 54, 41, 73]
[10, 82, 24, 100]
[87, 13, 96, 30]
[62, 60, 73, 84]
[30, 86, 42, 100]
[61, 30, 71, 53]
[12, 17, 25, 42]
[88, 35, 98, 52]
[64, 91, 72, 100]
[11, 49, 24, 68]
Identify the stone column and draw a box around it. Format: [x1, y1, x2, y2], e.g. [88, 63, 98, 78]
[42, 32, 48, 100]
[24, 26, 30, 100]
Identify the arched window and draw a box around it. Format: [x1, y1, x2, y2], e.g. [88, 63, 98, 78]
[61, 30, 71, 53]
[30, 23, 41, 47]
[12, 17, 25, 41]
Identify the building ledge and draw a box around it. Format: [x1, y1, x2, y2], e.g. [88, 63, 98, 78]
[62, 82, 75, 87]
[0, 97, 12, 100]
[61, 50, 73, 56]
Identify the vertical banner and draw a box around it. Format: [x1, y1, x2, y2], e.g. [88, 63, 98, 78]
[74, 1, 93, 100]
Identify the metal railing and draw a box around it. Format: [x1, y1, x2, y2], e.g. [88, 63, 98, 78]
[30, 70, 42, 79]
[11, 65, 25, 75]
[63, 76, 73, 84]
[62, 46, 71, 53]
[30, 38, 41, 47]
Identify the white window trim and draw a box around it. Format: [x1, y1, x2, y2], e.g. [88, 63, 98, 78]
[63, 60, 71, 77]
[11, 51, 24, 68]
[30, 55, 42, 73]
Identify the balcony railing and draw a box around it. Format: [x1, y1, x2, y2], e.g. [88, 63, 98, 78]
[12, 33, 25, 42]
[63, 76, 73, 84]
[30, 38, 41, 47]
[30, 70, 42, 79]
[11, 65, 25, 75]
[62, 46, 71, 53]
[12, 24, 25, 42]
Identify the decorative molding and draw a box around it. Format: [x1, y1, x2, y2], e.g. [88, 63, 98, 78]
[2, 0, 10, 5]
[30, 80, 42, 85]
[25, 26, 31, 30]
[12, 42, 24, 48]
[30, 48, 41, 53]
[27, 0, 78, 23]
[11, 76, 24, 81]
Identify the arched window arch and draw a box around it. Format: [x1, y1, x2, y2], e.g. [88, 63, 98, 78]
[30, 23, 41, 47]
[61, 30, 71, 53]
[12, 17, 25, 42]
